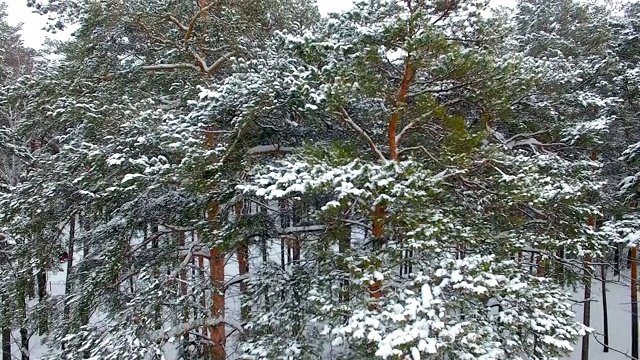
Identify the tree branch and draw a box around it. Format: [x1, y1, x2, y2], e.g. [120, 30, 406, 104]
[150, 317, 243, 342]
[141, 63, 201, 72]
[395, 120, 416, 145]
[165, 14, 188, 32]
[334, 108, 386, 162]
[184, 1, 220, 50]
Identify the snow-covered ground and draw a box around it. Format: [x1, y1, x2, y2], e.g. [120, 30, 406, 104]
[563, 270, 637, 360]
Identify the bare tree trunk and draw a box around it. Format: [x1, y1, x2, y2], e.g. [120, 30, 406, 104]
[60, 215, 76, 351]
[581, 212, 598, 360]
[208, 203, 226, 360]
[20, 327, 28, 360]
[338, 222, 350, 303]
[601, 263, 609, 353]
[2, 294, 9, 360]
[235, 203, 249, 322]
[536, 254, 545, 276]
[581, 255, 591, 360]
[64, 216, 75, 319]
[631, 246, 638, 359]
[178, 232, 190, 346]
[36, 259, 47, 335]
[614, 244, 621, 277]
[238, 241, 249, 322]
[198, 234, 208, 343]
[368, 204, 385, 310]
[0, 238, 10, 360]
[83, 219, 90, 258]
[529, 251, 534, 274]
[556, 246, 565, 283]
[1, 324, 9, 360]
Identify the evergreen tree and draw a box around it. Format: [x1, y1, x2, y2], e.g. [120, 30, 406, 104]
[192, 0, 606, 358]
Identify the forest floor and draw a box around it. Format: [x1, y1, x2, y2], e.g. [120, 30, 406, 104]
[564, 269, 637, 360]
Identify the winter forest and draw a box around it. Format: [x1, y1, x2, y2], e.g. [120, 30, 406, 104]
[1, 0, 640, 359]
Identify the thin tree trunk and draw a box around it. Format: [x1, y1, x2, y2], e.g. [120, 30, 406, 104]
[601, 263, 609, 353]
[581, 255, 591, 360]
[369, 204, 385, 307]
[1, 324, 9, 360]
[20, 327, 28, 360]
[2, 293, 9, 360]
[556, 246, 565, 283]
[280, 237, 285, 270]
[614, 245, 621, 277]
[82, 213, 91, 258]
[36, 260, 47, 336]
[16, 273, 27, 360]
[529, 251, 534, 274]
[151, 223, 159, 248]
[60, 215, 76, 351]
[292, 236, 300, 264]
[178, 232, 189, 345]
[64, 216, 75, 319]
[197, 231, 208, 343]
[339, 222, 350, 303]
[582, 212, 597, 360]
[536, 254, 545, 276]
[235, 203, 249, 322]
[208, 203, 225, 360]
[238, 241, 249, 321]
[631, 246, 638, 359]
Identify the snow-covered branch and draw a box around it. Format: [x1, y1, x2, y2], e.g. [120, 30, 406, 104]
[141, 63, 201, 72]
[189, 49, 234, 76]
[150, 317, 244, 342]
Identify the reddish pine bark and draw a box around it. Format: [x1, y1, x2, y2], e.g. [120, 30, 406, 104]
[368, 59, 415, 307]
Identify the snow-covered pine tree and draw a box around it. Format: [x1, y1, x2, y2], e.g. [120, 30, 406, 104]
[0, 0, 321, 359]
[0, 5, 44, 359]
[191, 0, 606, 358]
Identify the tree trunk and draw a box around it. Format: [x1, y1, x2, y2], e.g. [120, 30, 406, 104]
[366, 58, 414, 307]
[536, 254, 545, 276]
[151, 223, 159, 248]
[207, 203, 226, 360]
[61, 215, 76, 351]
[235, 202, 249, 322]
[20, 327, 28, 360]
[2, 293, 10, 360]
[369, 204, 385, 307]
[64, 216, 75, 319]
[178, 232, 190, 345]
[1, 324, 9, 360]
[83, 216, 90, 257]
[238, 242, 249, 321]
[556, 246, 565, 283]
[581, 255, 591, 360]
[601, 263, 609, 352]
[614, 245, 621, 277]
[529, 251, 535, 274]
[631, 246, 638, 359]
[582, 212, 596, 360]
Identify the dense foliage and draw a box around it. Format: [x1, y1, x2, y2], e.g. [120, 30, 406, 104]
[0, 0, 638, 359]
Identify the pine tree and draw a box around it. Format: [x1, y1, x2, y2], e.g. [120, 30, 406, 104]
[191, 0, 606, 358]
